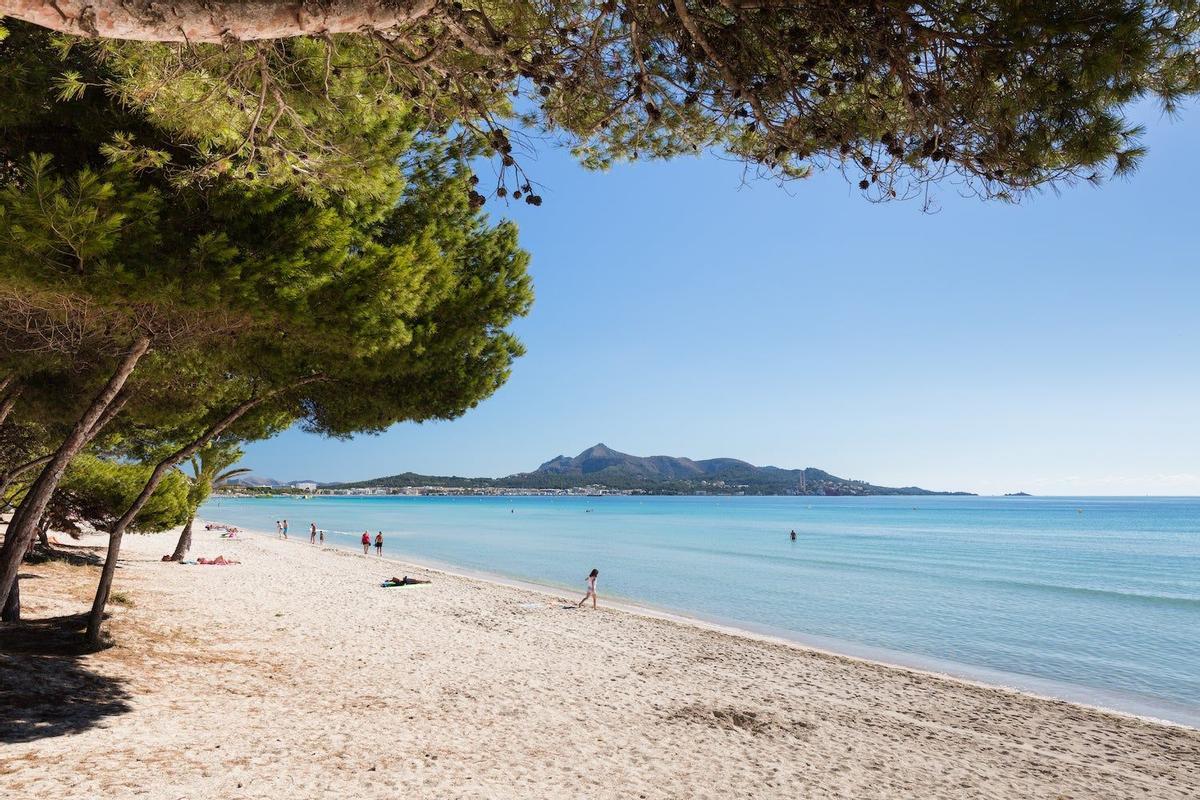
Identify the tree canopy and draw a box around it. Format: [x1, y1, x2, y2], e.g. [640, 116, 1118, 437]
[2, 2, 1198, 203]
[0, 23, 533, 633]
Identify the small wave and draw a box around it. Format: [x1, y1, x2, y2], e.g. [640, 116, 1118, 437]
[978, 578, 1200, 609]
[666, 543, 1200, 608]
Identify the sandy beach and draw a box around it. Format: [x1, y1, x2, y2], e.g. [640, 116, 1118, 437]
[3, 525, 1198, 800]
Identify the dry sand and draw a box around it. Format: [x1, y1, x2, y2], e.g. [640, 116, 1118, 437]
[2, 525, 1198, 799]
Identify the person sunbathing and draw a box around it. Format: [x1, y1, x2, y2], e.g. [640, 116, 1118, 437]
[197, 555, 240, 565]
[383, 575, 430, 586]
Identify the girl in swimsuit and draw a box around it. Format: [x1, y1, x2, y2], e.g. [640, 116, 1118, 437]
[576, 568, 599, 609]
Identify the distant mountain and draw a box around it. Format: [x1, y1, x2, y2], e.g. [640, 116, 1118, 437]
[532, 443, 744, 481]
[225, 475, 282, 488]
[225, 477, 328, 489]
[336, 443, 971, 496]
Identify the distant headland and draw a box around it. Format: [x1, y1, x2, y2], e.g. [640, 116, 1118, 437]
[227, 443, 974, 497]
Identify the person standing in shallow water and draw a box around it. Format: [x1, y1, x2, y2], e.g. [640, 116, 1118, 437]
[282, 519, 288, 539]
[275, 520, 282, 539]
[375, 532, 383, 556]
[310, 522, 317, 544]
[361, 531, 370, 555]
[576, 568, 599, 609]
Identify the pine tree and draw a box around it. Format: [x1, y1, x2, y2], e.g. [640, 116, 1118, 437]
[0, 28, 534, 629]
[43, 455, 191, 537]
[169, 440, 252, 562]
[3, 4, 1199, 201]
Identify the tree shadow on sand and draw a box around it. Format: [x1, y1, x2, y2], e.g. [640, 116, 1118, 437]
[0, 612, 131, 744]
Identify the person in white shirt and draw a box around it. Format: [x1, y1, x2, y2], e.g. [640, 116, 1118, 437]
[576, 568, 599, 610]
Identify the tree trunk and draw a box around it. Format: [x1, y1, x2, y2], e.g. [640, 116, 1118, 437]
[0, 454, 54, 510]
[1, 578, 18, 623]
[0, 337, 149, 615]
[1, 445, 17, 616]
[170, 515, 195, 562]
[0, 381, 19, 428]
[0, 389, 129, 514]
[85, 374, 321, 644]
[0, 0, 437, 42]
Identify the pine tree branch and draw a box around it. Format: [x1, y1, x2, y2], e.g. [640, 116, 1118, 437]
[0, 0, 441, 42]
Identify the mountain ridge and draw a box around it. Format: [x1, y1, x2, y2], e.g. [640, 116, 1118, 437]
[329, 443, 972, 496]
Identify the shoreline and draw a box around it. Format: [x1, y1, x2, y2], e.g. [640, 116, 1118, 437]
[213, 518, 1200, 732]
[6, 523, 1199, 799]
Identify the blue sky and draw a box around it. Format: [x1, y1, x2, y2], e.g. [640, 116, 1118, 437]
[242, 101, 1200, 495]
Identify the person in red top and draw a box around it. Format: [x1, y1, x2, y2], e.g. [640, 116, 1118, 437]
[361, 531, 370, 555]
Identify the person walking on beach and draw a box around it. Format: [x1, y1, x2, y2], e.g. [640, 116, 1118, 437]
[282, 519, 289, 539]
[576, 568, 599, 609]
[361, 531, 371, 555]
[375, 532, 383, 556]
[319, 528, 324, 543]
[310, 522, 318, 544]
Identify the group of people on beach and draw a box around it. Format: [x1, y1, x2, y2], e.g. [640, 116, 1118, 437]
[276, 519, 379, 554]
[263, 517, 599, 607]
[204, 523, 239, 539]
[362, 531, 383, 555]
[277, 519, 330, 544]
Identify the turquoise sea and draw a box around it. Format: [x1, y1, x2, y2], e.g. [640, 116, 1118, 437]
[198, 494, 1200, 726]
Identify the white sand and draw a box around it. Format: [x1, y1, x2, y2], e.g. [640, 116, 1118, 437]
[3, 525, 1198, 799]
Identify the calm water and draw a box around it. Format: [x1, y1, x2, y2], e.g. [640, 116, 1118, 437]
[199, 494, 1200, 726]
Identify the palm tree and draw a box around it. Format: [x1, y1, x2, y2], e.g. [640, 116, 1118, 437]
[169, 442, 250, 561]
